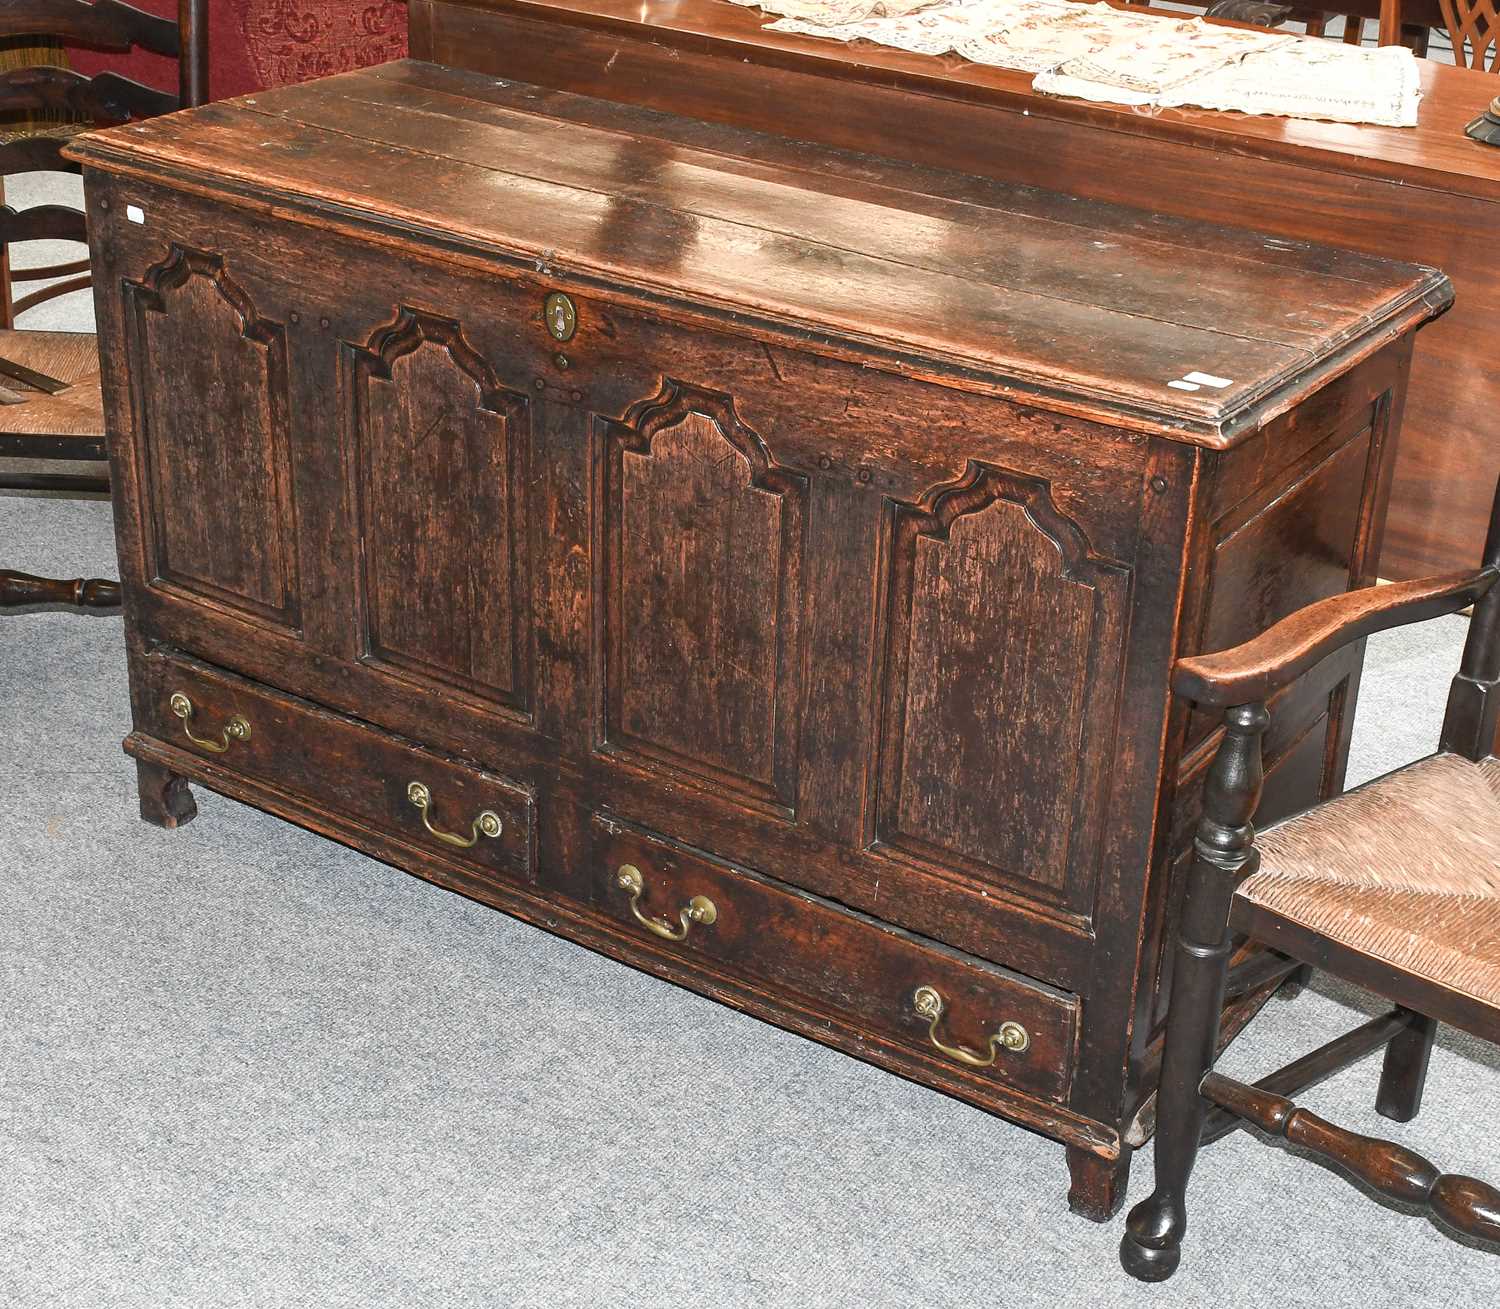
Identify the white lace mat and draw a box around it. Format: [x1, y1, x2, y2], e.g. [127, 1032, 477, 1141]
[724, 0, 1422, 126]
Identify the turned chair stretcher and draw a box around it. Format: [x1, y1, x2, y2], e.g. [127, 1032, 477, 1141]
[1120, 476, 1500, 1282]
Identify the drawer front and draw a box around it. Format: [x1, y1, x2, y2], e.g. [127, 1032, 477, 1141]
[136, 654, 536, 883]
[588, 815, 1076, 1102]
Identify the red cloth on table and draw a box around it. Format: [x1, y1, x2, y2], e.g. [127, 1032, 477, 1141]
[68, 0, 409, 101]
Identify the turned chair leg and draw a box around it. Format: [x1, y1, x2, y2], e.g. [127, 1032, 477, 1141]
[1278, 961, 1313, 999]
[1375, 1009, 1438, 1123]
[1121, 703, 1268, 1282]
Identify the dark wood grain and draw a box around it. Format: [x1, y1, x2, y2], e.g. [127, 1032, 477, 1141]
[1122, 701, 1269, 1282]
[348, 307, 533, 713]
[601, 380, 805, 809]
[408, 0, 1500, 579]
[0, 65, 175, 124]
[134, 757, 196, 829]
[0, 0, 184, 55]
[1376, 1009, 1440, 1123]
[0, 569, 120, 611]
[591, 812, 1077, 1103]
[74, 65, 1441, 1223]
[1198, 1008, 1410, 1144]
[1203, 1073, 1500, 1243]
[1174, 565, 1499, 706]
[125, 245, 300, 630]
[1067, 1145, 1133, 1222]
[65, 64, 1451, 446]
[136, 653, 538, 884]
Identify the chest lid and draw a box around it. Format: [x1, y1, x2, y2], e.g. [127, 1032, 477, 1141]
[67, 59, 1451, 446]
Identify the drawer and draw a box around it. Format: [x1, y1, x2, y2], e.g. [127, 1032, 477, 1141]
[588, 815, 1076, 1102]
[136, 654, 536, 883]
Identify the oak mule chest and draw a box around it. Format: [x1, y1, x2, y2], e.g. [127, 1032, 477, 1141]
[70, 60, 1451, 1220]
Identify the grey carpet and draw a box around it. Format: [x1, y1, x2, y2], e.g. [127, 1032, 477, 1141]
[3, 175, 1498, 1309]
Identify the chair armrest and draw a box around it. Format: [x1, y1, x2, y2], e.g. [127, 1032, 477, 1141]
[1173, 566, 1499, 707]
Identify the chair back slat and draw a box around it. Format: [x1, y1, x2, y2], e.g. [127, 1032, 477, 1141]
[0, 204, 90, 247]
[0, 66, 177, 124]
[0, 135, 78, 175]
[0, 0, 181, 57]
[0, 1, 206, 328]
[1439, 0, 1500, 69]
[10, 273, 91, 319]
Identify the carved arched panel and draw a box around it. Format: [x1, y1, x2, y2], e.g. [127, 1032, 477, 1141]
[126, 245, 299, 628]
[346, 307, 531, 714]
[599, 380, 807, 810]
[874, 463, 1130, 910]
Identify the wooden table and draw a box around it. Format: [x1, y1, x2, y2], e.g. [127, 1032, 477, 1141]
[410, 0, 1500, 580]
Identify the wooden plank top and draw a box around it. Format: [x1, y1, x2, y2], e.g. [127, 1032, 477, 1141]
[66, 60, 1451, 444]
[428, 0, 1500, 203]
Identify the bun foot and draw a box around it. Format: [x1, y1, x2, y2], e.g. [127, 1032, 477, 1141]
[1119, 1230, 1181, 1282]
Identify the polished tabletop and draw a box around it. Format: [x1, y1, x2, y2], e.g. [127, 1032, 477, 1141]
[428, 0, 1500, 200]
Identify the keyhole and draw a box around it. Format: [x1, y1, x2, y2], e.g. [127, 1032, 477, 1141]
[543, 292, 577, 342]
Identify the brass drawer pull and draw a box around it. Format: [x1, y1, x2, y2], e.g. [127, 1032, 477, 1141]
[615, 863, 717, 942]
[912, 985, 1029, 1066]
[406, 781, 502, 848]
[169, 692, 251, 754]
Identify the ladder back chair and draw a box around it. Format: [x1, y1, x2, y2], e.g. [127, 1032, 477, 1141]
[0, 0, 206, 615]
[1121, 476, 1500, 1282]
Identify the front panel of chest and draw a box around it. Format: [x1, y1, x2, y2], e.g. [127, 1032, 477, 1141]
[91, 182, 1167, 944]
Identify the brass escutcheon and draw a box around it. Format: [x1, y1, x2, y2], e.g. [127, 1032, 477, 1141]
[406, 780, 502, 849]
[543, 291, 577, 342]
[615, 863, 717, 942]
[169, 691, 251, 754]
[912, 985, 1029, 1067]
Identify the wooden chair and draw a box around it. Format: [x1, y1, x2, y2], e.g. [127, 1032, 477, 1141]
[1280, 0, 1498, 64]
[0, 0, 205, 615]
[1204, 0, 1500, 59]
[1440, 0, 1500, 67]
[1120, 477, 1500, 1282]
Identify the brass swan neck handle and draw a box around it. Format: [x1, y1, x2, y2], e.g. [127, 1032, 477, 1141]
[615, 863, 717, 942]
